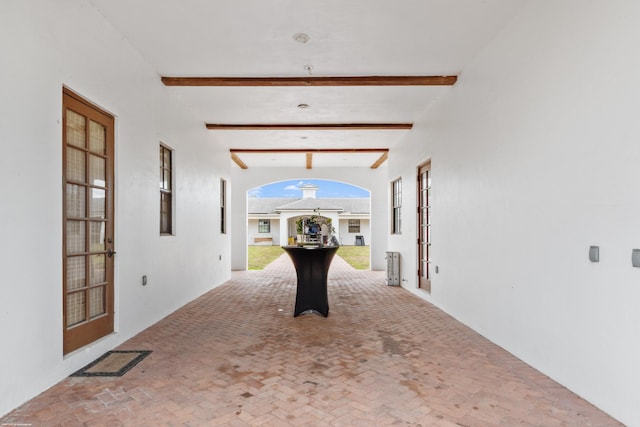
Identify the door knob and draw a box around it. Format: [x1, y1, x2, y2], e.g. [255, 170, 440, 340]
[107, 248, 117, 258]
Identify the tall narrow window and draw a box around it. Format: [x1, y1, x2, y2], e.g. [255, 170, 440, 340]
[418, 161, 431, 292]
[220, 178, 227, 234]
[160, 144, 173, 235]
[391, 178, 402, 234]
[258, 219, 270, 233]
[348, 219, 360, 233]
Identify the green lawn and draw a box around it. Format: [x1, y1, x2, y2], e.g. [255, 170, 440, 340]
[247, 245, 370, 270]
[247, 245, 284, 270]
[333, 245, 370, 269]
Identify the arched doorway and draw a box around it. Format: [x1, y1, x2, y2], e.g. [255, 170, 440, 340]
[246, 179, 371, 269]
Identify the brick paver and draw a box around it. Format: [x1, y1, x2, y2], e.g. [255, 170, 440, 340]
[1, 254, 621, 426]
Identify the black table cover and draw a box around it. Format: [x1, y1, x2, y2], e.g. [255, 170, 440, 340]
[282, 246, 339, 317]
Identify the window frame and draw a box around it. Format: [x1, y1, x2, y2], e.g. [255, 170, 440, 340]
[391, 178, 402, 234]
[159, 143, 174, 235]
[220, 178, 227, 234]
[258, 219, 271, 233]
[348, 219, 360, 233]
[418, 161, 432, 291]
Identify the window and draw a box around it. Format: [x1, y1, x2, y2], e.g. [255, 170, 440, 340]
[160, 144, 173, 235]
[220, 178, 227, 234]
[348, 219, 360, 233]
[392, 178, 402, 234]
[418, 161, 431, 291]
[258, 219, 270, 233]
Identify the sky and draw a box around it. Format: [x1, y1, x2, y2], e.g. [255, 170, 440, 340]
[248, 179, 370, 198]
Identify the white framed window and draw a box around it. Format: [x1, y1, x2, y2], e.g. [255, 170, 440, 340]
[258, 219, 270, 233]
[220, 178, 227, 234]
[391, 178, 402, 234]
[160, 144, 173, 235]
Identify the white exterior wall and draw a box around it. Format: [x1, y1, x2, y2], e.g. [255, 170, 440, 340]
[0, 0, 230, 417]
[388, 2, 640, 425]
[338, 219, 371, 246]
[247, 218, 280, 245]
[231, 169, 388, 271]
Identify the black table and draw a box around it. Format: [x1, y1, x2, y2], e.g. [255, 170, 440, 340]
[282, 246, 339, 317]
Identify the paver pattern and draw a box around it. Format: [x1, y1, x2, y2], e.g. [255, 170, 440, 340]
[1, 254, 621, 426]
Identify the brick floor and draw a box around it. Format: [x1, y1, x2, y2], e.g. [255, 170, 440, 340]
[1, 254, 621, 426]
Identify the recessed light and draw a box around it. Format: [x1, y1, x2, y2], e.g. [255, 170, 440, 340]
[297, 103, 310, 109]
[293, 33, 310, 43]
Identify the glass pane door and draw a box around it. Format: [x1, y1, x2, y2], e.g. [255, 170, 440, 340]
[418, 162, 431, 292]
[63, 89, 114, 354]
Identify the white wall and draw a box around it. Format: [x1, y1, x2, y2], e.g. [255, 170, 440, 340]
[338, 219, 370, 246]
[388, 1, 640, 424]
[231, 169, 388, 271]
[247, 218, 280, 245]
[0, 0, 230, 416]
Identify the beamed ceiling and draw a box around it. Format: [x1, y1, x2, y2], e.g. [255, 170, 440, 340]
[88, 0, 525, 169]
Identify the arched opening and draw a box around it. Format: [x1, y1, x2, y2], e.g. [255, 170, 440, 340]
[246, 179, 371, 269]
[290, 212, 336, 246]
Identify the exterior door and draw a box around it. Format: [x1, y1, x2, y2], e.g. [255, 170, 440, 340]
[417, 161, 431, 292]
[62, 89, 115, 354]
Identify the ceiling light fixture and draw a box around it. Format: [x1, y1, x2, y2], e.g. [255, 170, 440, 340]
[297, 103, 310, 109]
[293, 33, 310, 43]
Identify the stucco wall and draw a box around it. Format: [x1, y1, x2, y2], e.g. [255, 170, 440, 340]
[247, 218, 280, 245]
[387, 1, 640, 424]
[0, 0, 230, 416]
[338, 219, 371, 246]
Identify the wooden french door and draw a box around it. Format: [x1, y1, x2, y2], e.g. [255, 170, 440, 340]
[417, 161, 431, 292]
[62, 89, 115, 354]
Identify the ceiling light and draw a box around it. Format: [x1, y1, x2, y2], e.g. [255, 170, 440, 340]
[293, 33, 310, 43]
[297, 103, 310, 109]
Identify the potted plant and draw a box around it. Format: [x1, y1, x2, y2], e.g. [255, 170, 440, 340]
[295, 217, 304, 246]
